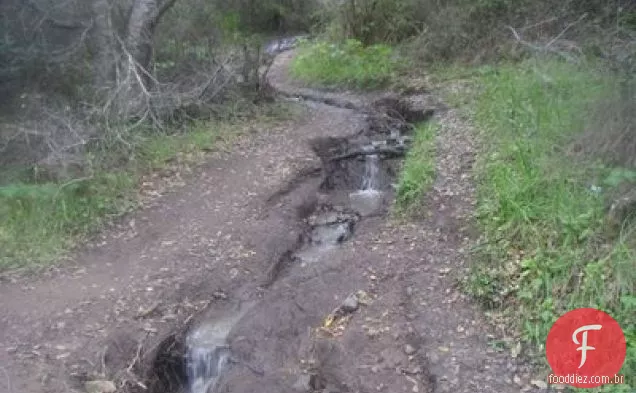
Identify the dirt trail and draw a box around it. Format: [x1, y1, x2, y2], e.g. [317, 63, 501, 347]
[0, 51, 540, 393]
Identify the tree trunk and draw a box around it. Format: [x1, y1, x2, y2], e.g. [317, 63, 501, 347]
[91, 0, 117, 89]
[125, 0, 158, 87]
[91, 0, 177, 90]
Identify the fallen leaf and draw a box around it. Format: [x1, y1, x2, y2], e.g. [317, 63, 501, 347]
[531, 379, 548, 389]
[511, 341, 521, 358]
[85, 380, 116, 393]
[323, 314, 335, 328]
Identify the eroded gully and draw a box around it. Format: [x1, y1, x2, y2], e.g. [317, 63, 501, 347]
[142, 47, 535, 393]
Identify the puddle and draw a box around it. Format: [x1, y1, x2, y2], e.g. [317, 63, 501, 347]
[263, 35, 307, 55]
[309, 222, 352, 245]
[349, 189, 384, 217]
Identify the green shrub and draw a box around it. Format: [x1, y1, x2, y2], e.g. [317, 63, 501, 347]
[316, 0, 421, 45]
[290, 39, 397, 89]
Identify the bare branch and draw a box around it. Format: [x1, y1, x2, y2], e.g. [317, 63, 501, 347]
[156, 0, 179, 22]
[545, 13, 588, 49]
[25, 0, 89, 30]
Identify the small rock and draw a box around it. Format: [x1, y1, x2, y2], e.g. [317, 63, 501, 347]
[85, 380, 116, 393]
[341, 294, 359, 313]
[371, 365, 381, 373]
[513, 375, 522, 386]
[531, 380, 548, 389]
[293, 374, 312, 392]
[404, 344, 416, 355]
[406, 286, 414, 296]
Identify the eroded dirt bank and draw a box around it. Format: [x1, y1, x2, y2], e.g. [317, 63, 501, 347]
[0, 50, 540, 393]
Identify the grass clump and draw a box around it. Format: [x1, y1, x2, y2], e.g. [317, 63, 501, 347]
[395, 122, 438, 212]
[0, 104, 296, 271]
[290, 39, 397, 89]
[464, 59, 634, 391]
[0, 173, 136, 269]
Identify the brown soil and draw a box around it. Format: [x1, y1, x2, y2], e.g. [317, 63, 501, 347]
[0, 50, 543, 393]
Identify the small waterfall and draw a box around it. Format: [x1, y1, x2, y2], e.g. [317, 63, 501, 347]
[187, 346, 230, 393]
[185, 304, 253, 393]
[349, 143, 384, 217]
[361, 144, 381, 191]
[361, 154, 380, 190]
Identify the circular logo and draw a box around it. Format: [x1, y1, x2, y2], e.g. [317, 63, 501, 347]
[546, 308, 626, 388]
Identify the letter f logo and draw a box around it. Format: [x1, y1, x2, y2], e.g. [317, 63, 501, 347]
[572, 325, 602, 368]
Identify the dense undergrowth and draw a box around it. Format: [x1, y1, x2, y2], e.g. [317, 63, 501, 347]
[461, 60, 635, 392]
[0, 103, 297, 270]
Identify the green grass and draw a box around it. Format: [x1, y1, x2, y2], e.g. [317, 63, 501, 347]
[290, 39, 397, 89]
[0, 104, 297, 271]
[395, 122, 438, 212]
[460, 59, 634, 392]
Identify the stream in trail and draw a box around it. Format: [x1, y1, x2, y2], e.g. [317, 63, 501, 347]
[186, 303, 254, 393]
[184, 143, 388, 393]
[183, 133, 400, 393]
[178, 37, 421, 393]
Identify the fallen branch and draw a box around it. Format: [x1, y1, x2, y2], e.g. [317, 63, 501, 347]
[506, 13, 588, 63]
[545, 13, 588, 49]
[329, 146, 407, 162]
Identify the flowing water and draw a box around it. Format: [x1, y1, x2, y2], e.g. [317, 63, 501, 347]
[186, 303, 253, 393]
[361, 145, 380, 191]
[348, 142, 385, 217]
[183, 51, 409, 392]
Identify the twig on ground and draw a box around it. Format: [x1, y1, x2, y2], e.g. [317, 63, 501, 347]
[100, 345, 108, 377]
[0, 367, 12, 393]
[126, 333, 149, 373]
[54, 176, 93, 199]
